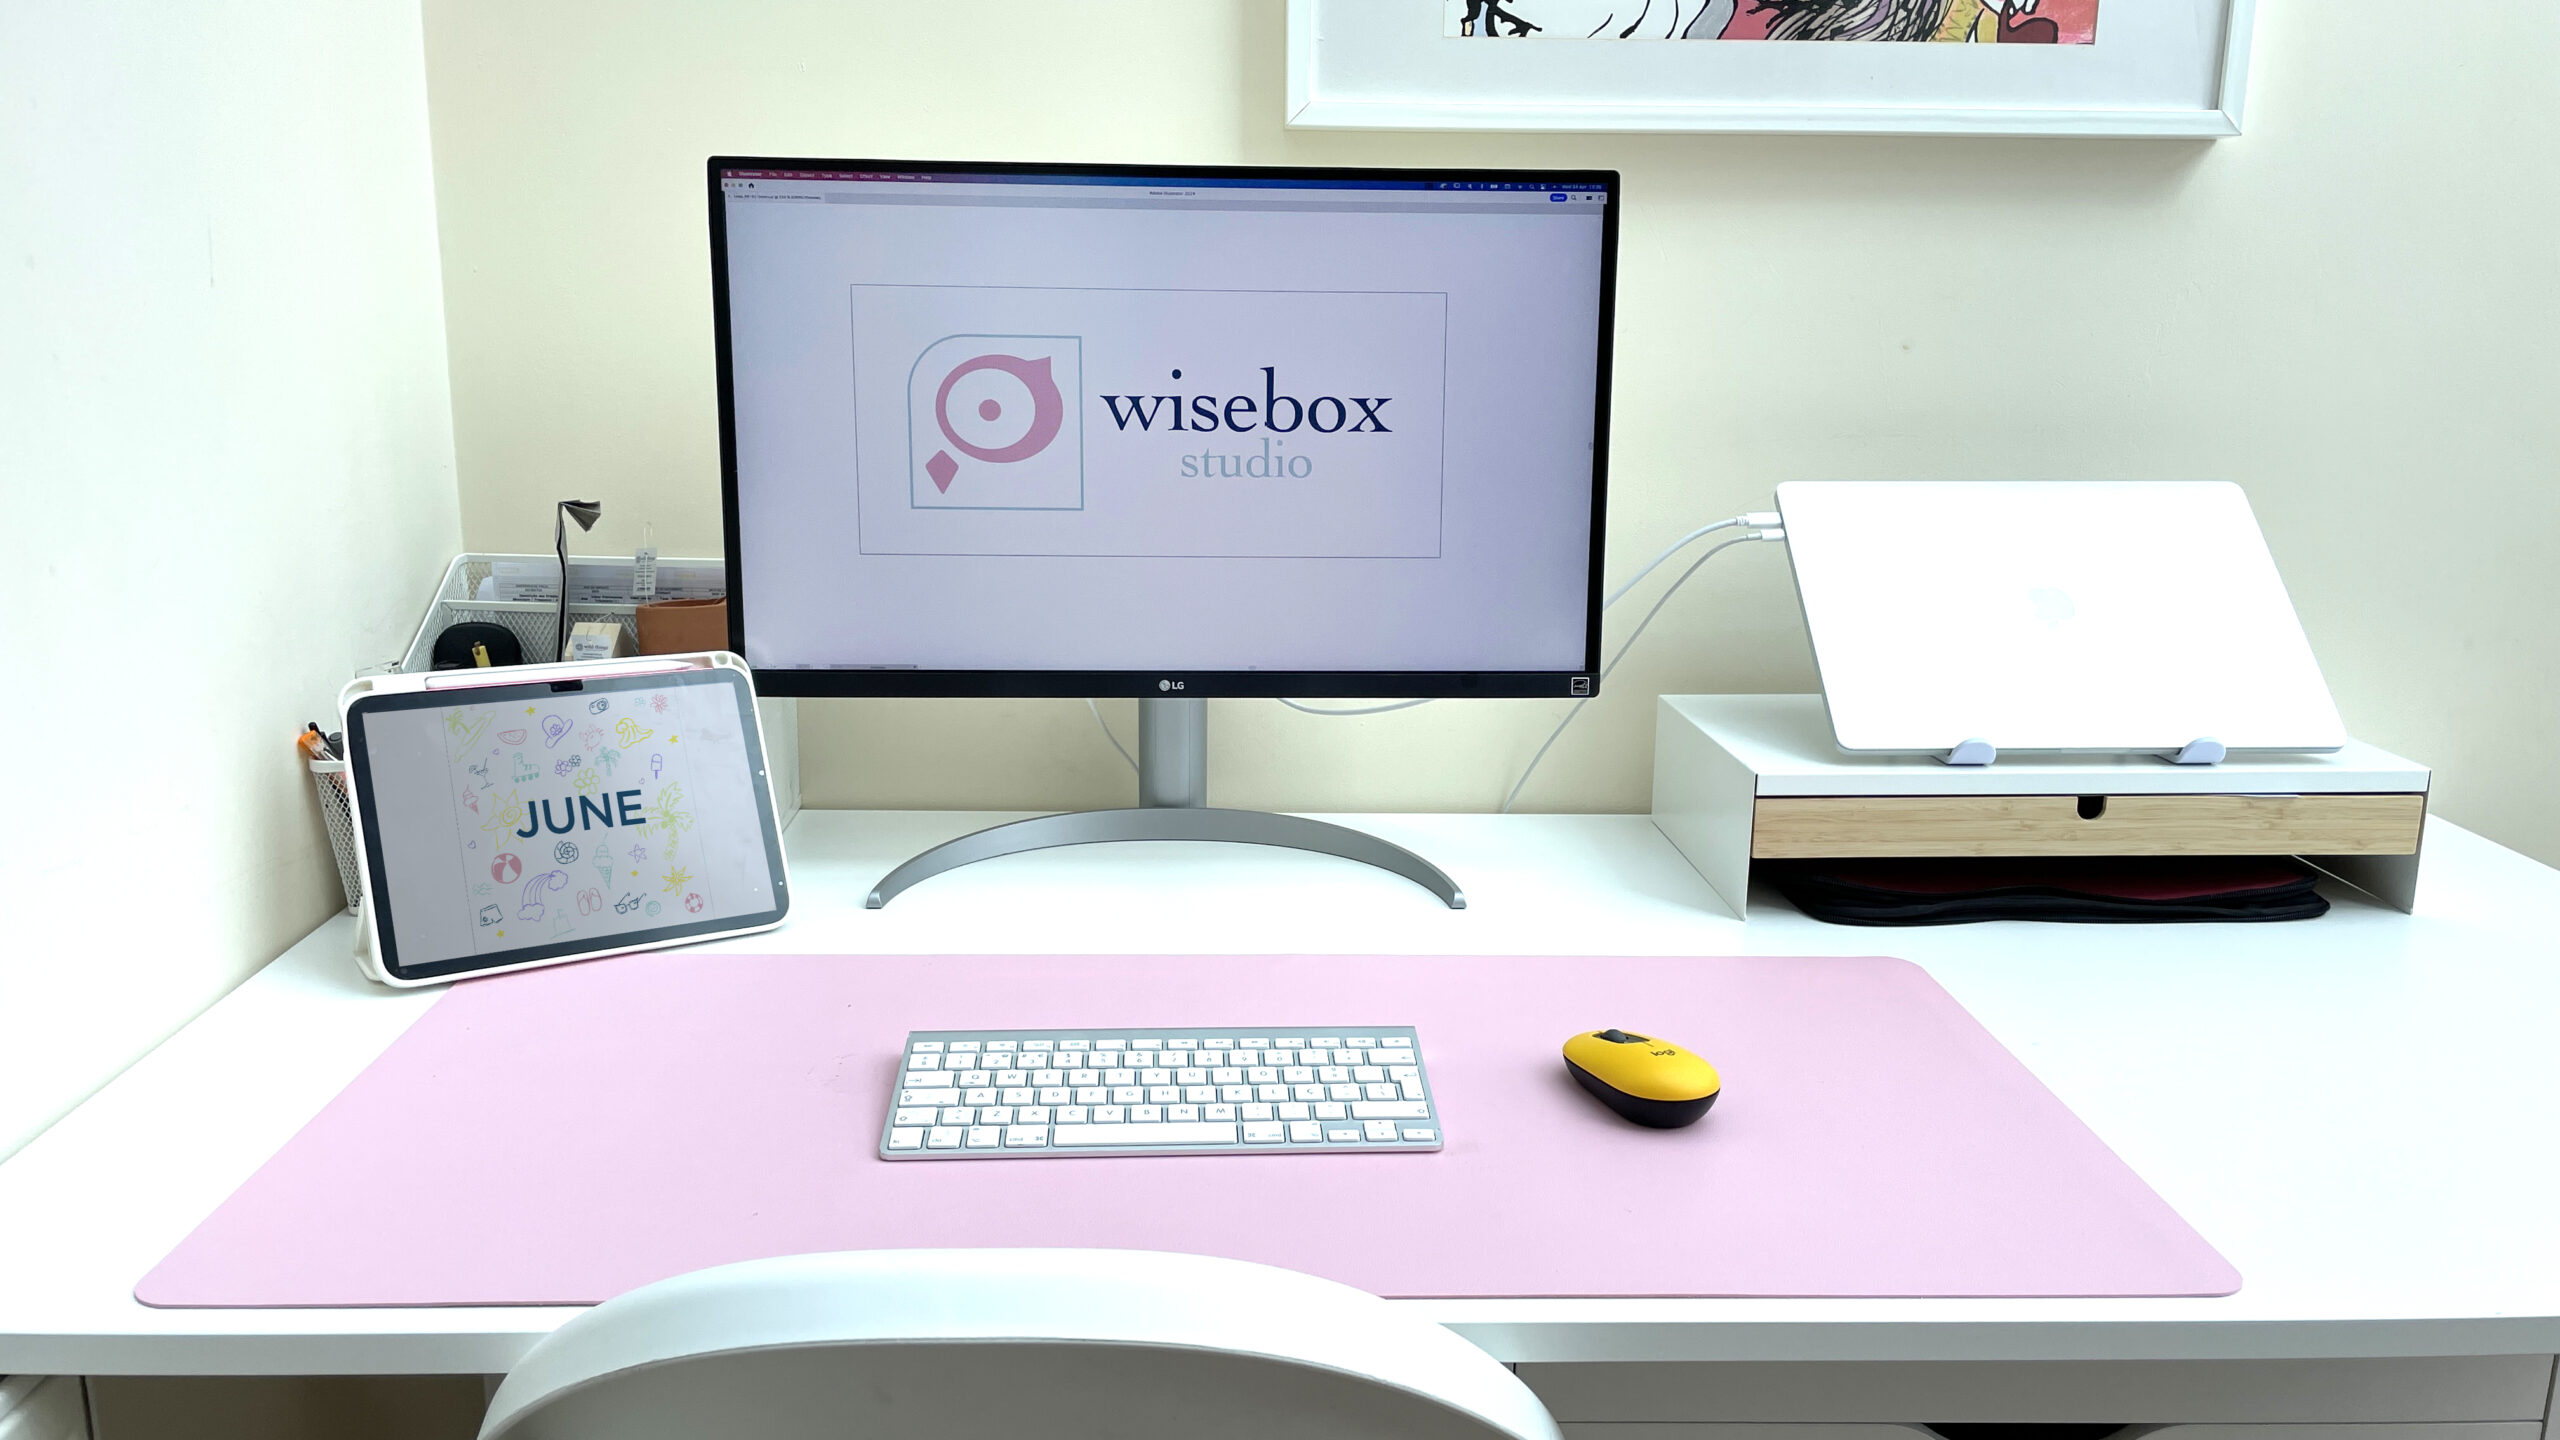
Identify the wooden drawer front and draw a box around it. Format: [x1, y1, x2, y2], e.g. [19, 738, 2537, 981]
[1751, 793, 2425, 860]
[1515, 1357, 2554, 1424]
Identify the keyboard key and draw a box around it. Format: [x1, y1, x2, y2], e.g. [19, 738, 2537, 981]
[927, 1126, 962, 1149]
[1312, 1037, 1342, 1048]
[1131, 1105, 1163, 1123]
[1314, 1102, 1347, 1121]
[1002, 1088, 1034, 1105]
[907, 1054, 943, 1070]
[912, 1041, 945, 1054]
[1004, 1125, 1050, 1148]
[893, 1107, 937, 1127]
[1132, 1039, 1161, 1050]
[956, 1071, 992, 1087]
[1256, 1084, 1288, 1101]
[1325, 1126, 1362, 1143]
[1183, 1086, 1215, 1103]
[1363, 1120, 1399, 1142]
[1242, 1121, 1285, 1144]
[980, 1106, 1014, 1125]
[1017, 1106, 1052, 1123]
[965, 1088, 997, 1106]
[1374, 1049, 1415, 1066]
[1220, 1085, 1252, 1102]
[1278, 1102, 1310, 1120]
[1327, 1083, 1360, 1101]
[1168, 1104, 1201, 1123]
[1291, 1084, 1324, 1101]
[986, 1040, 1017, 1052]
[1141, 1069, 1173, 1086]
[1319, 1066, 1350, 1083]
[1401, 1127, 1438, 1143]
[1364, 1083, 1400, 1101]
[940, 1106, 973, 1125]
[1038, 1087, 1071, 1105]
[949, 1041, 980, 1053]
[899, 1088, 961, 1107]
[1288, 1120, 1321, 1143]
[889, 1127, 925, 1150]
[996, 1071, 1028, 1087]
[1400, 1080, 1427, 1100]
[1093, 1105, 1126, 1123]
[1096, 1038, 1125, 1050]
[1168, 1039, 1197, 1051]
[1061, 1039, 1090, 1050]
[1241, 1103, 1273, 1121]
[1052, 1122, 1239, 1147]
[1056, 1106, 1090, 1123]
[965, 1126, 1001, 1149]
[1352, 1100, 1431, 1120]
[1024, 1040, 1054, 1051]
[1147, 1086, 1179, 1104]
[1354, 1066, 1384, 1083]
[1205, 1104, 1236, 1121]
[1112, 1087, 1143, 1105]
[1348, 1036, 1377, 1048]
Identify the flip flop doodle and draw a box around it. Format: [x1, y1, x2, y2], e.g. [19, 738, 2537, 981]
[498, 728, 528, 747]
[615, 718, 654, 749]
[444, 709, 492, 753]
[518, 868, 569, 921]
[542, 714, 572, 748]
[576, 887, 604, 917]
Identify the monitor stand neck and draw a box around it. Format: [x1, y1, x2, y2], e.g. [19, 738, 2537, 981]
[864, 697, 1464, 909]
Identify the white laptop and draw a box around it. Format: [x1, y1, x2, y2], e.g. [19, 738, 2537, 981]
[1775, 481, 2346, 759]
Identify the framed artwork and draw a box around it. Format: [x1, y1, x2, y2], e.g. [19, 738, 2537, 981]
[1286, 0, 2257, 136]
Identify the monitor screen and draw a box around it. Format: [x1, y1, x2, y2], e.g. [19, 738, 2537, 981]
[709, 159, 1616, 698]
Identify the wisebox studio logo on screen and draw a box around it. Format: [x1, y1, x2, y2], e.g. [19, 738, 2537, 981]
[905, 335, 1085, 510]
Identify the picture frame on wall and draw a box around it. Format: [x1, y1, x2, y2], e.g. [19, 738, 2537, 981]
[1285, 0, 2258, 137]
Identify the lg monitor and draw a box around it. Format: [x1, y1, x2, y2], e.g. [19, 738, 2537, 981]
[708, 157, 1618, 904]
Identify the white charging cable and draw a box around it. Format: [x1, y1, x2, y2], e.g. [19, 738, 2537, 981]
[1086, 510, 1789, 793]
[1498, 524, 1783, 813]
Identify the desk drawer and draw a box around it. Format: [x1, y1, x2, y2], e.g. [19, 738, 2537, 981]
[1515, 1358, 2554, 1424]
[1750, 793, 2425, 860]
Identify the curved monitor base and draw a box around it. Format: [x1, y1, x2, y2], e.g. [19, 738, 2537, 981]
[865, 807, 1466, 910]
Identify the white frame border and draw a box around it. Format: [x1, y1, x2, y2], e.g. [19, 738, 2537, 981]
[1285, 0, 2257, 137]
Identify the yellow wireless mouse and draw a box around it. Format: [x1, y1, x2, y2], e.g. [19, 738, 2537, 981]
[1562, 1028, 1721, 1128]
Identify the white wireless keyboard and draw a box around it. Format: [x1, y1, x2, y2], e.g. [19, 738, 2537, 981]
[879, 1028, 1443, 1159]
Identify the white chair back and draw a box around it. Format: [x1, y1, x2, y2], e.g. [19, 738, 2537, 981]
[479, 1248, 1560, 1440]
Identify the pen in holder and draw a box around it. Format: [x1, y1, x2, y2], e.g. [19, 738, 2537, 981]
[308, 756, 365, 914]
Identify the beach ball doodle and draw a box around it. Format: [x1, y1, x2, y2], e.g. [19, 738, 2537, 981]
[554, 839, 580, 865]
[588, 698, 609, 714]
[498, 728, 527, 747]
[683, 892, 705, 914]
[491, 852, 523, 884]
[542, 714, 572, 747]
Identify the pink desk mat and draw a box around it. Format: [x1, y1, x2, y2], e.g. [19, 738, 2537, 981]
[138, 953, 2238, 1306]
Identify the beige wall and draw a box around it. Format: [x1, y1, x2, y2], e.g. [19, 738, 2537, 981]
[423, 0, 2560, 863]
[0, 0, 461, 1162]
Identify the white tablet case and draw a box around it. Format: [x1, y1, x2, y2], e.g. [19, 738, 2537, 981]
[338, 651, 790, 987]
[1776, 481, 2345, 758]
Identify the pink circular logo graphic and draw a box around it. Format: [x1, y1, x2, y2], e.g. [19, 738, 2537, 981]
[490, 852, 522, 884]
[927, 353, 1064, 492]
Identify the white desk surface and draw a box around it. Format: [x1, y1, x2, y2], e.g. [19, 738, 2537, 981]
[4, 810, 2558, 1376]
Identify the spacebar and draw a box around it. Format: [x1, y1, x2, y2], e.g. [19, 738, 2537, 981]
[1051, 1122, 1239, 1147]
